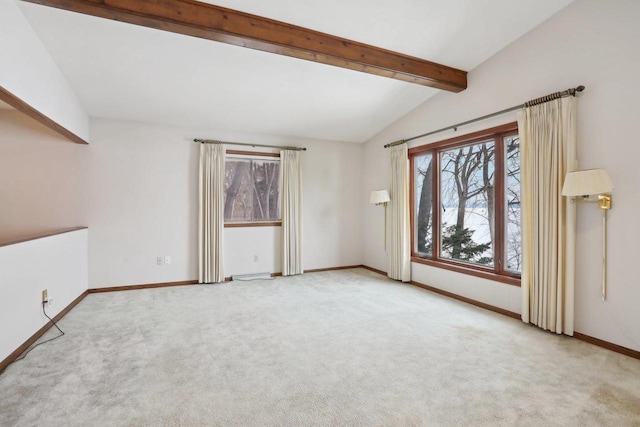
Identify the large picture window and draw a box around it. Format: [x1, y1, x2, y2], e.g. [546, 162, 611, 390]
[410, 123, 520, 285]
[224, 151, 281, 226]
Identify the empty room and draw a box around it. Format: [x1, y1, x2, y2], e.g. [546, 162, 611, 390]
[1, 0, 639, 425]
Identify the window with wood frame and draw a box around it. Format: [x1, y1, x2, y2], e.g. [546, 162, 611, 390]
[410, 122, 521, 285]
[224, 151, 281, 227]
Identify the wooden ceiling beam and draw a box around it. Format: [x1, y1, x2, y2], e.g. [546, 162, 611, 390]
[21, 0, 468, 92]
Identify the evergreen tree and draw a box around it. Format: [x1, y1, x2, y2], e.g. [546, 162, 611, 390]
[441, 225, 492, 264]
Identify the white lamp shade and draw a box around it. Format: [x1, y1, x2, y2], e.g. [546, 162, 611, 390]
[562, 169, 614, 196]
[370, 190, 390, 204]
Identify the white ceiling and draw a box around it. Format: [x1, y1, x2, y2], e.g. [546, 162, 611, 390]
[18, 0, 572, 143]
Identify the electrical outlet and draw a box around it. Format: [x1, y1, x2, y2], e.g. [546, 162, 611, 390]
[164, 255, 171, 265]
[157, 256, 163, 265]
[42, 289, 48, 303]
[254, 255, 259, 262]
[47, 297, 54, 308]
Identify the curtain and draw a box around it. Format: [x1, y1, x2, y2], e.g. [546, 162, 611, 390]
[518, 97, 577, 335]
[198, 143, 225, 283]
[388, 143, 411, 282]
[281, 150, 303, 276]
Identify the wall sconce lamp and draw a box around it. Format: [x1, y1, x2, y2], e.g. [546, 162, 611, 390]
[561, 168, 614, 301]
[370, 190, 391, 250]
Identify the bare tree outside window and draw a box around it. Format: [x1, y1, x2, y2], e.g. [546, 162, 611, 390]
[505, 136, 521, 273]
[251, 160, 280, 221]
[415, 153, 433, 255]
[224, 157, 280, 223]
[440, 141, 495, 266]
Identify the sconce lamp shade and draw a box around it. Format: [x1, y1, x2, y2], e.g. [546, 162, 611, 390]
[370, 190, 390, 205]
[562, 169, 614, 197]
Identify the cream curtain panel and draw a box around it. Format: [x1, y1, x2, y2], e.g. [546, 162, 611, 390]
[388, 143, 411, 282]
[198, 143, 225, 283]
[281, 150, 303, 276]
[518, 97, 578, 335]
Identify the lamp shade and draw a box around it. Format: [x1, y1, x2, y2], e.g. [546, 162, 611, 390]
[370, 190, 390, 204]
[562, 169, 614, 196]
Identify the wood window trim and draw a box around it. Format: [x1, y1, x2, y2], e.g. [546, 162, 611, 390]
[225, 221, 282, 228]
[226, 149, 280, 157]
[410, 122, 521, 287]
[408, 122, 519, 155]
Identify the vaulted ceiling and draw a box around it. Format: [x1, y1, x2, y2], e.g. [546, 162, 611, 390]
[17, 0, 573, 143]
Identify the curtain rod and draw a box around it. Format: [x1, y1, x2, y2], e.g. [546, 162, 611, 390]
[194, 139, 307, 151]
[384, 85, 585, 148]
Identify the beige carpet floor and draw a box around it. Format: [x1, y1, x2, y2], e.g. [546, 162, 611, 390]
[1, 268, 639, 426]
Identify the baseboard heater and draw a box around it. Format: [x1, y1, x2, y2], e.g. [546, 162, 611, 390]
[231, 272, 273, 281]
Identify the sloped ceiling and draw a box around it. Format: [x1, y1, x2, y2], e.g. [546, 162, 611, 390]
[18, 0, 573, 143]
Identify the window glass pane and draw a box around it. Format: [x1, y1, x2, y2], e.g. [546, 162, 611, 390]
[440, 141, 495, 266]
[505, 135, 521, 274]
[414, 153, 433, 256]
[224, 157, 282, 223]
[251, 160, 281, 221]
[224, 159, 252, 222]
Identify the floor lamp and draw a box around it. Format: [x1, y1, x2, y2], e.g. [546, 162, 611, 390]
[562, 168, 614, 301]
[370, 190, 391, 250]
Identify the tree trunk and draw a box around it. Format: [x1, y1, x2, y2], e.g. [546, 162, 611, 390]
[252, 162, 265, 220]
[265, 162, 278, 219]
[416, 160, 433, 254]
[452, 149, 468, 259]
[482, 144, 495, 258]
[224, 161, 248, 219]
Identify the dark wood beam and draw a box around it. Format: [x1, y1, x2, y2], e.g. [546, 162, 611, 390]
[21, 0, 468, 92]
[0, 86, 88, 145]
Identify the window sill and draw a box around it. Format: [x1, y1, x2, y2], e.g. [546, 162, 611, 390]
[225, 222, 282, 228]
[411, 256, 521, 287]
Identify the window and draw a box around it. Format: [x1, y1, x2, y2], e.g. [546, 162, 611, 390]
[410, 122, 520, 285]
[504, 135, 521, 273]
[224, 151, 281, 226]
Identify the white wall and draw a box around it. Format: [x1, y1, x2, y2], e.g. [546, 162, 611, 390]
[302, 137, 363, 271]
[225, 227, 281, 276]
[0, 110, 88, 242]
[87, 118, 363, 287]
[0, 0, 89, 141]
[362, 0, 640, 351]
[86, 119, 199, 287]
[0, 228, 88, 363]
